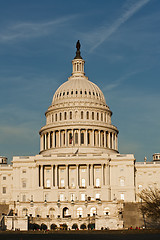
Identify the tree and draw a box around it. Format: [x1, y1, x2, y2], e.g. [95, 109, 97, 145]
[138, 187, 160, 228]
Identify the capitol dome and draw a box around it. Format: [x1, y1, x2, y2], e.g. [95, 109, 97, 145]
[39, 41, 119, 155]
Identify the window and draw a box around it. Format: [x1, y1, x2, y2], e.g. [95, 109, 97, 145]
[81, 193, 85, 201]
[96, 193, 100, 199]
[81, 178, 85, 187]
[120, 178, 125, 186]
[46, 179, 51, 188]
[77, 207, 83, 217]
[76, 90, 78, 94]
[92, 112, 94, 120]
[81, 111, 83, 119]
[2, 187, 6, 194]
[75, 132, 78, 144]
[81, 132, 84, 144]
[64, 112, 67, 120]
[60, 178, 65, 188]
[22, 170, 26, 174]
[96, 178, 100, 187]
[3, 176, 6, 180]
[120, 193, 124, 200]
[55, 114, 57, 121]
[60, 194, 64, 201]
[60, 113, 62, 120]
[90, 207, 96, 216]
[22, 195, 26, 202]
[70, 111, 72, 119]
[22, 208, 28, 217]
[22, 181, 26, 188]
[97, 113, 99, 120]
[104, 207, 110, 216]
[80, 90, 82, 95]
[101, 113, 103, 121]
[71, 91, 73, 95]
[86, 111, 89, 119]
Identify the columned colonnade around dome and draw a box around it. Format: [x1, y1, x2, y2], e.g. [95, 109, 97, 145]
[40, 129, 118, 152]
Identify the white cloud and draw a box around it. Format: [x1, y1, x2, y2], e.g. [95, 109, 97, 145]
[86, 0, 151, 52]
[0, 15, 75, 42]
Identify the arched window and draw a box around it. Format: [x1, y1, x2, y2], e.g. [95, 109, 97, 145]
[49, 208, 55, 218]
[97, 113, 99, 120]
[86, 111, 89, 119]
[92, 112, 94, 120]
[81, 132, 84, 144]
[55, 113, 57, 121]
[70, 111, 72, 119]
[103, 207, 110, 216]
[81, 111, 83, 119]
[77, 207, 83, 218]
[96, 178, 100, 187]
[60, 113, 62, 121]
[22, 208, 28, 217]
[75, 132, 78, 144]
[101, 113, 103, 121]
[64, 112, 67, 120]
[110, 133, 112, 148]
[90, 207, 96, 216]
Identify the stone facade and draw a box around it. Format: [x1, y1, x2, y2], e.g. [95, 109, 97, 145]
[1, 44, 160, 230]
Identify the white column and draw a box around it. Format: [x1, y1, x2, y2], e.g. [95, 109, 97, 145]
[54, 165, 57, 187]
[40, 165, 43, 188]
[51, 165, 53, 187]
[92, 130, 94, 146]
[65, 130, 67, 147]
[72, 129, 74, 146]
[104, 131, 106, 148]
[44, 134, 47, 150]
[99, 131, 101, 147]
[87, 164, 89, 186]
[90, 165, 93, 187]
[65, 165, 68, 188]
[79, 129, 81, 146]
[112, 133, 114, 149]
[85, 129, 88, 146]
[59, 131, 61, 147]
[76, 165, 79, 187]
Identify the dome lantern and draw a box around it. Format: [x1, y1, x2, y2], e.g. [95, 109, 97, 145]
[71, 40, 85, 78]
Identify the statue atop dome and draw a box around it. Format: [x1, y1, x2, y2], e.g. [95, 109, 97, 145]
[74, 40, 82, 59]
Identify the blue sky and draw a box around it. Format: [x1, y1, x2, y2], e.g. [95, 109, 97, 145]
[0, 0, 160, 163]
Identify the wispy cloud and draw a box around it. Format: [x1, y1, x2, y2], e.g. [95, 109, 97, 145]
[0, 15, 75, 42]
[87, 0, 151, 52]
[103, 69, 143, 92]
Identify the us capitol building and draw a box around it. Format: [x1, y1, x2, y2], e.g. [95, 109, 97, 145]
[1, 41, 160, 230]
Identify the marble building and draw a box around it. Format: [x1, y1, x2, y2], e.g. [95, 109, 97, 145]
[1, 42, 160, 230]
